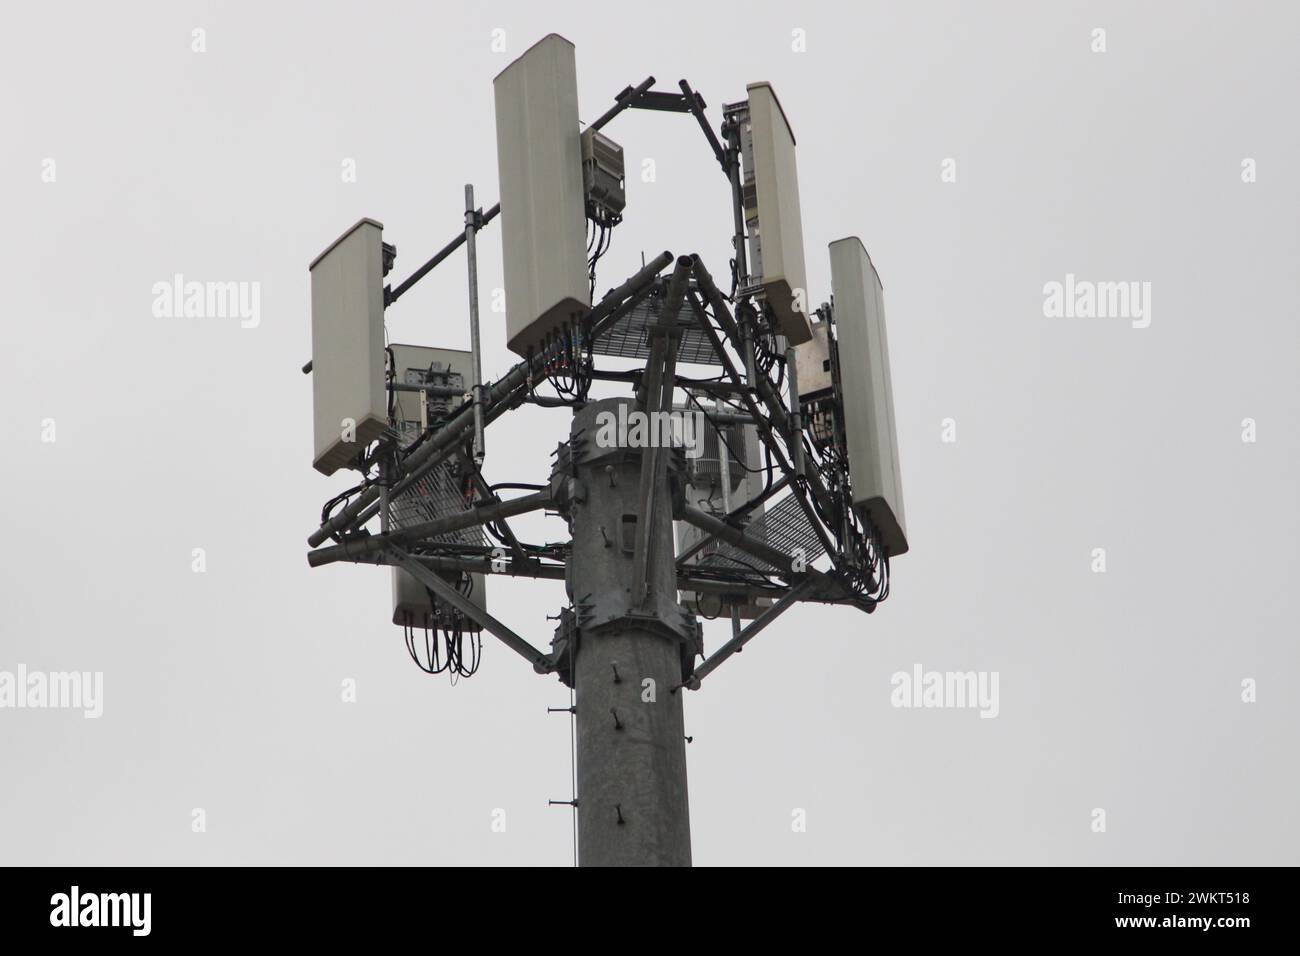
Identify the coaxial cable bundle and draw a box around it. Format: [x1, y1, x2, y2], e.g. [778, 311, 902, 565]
[400, 574, 483, 680]
[540, 323, 591, 404]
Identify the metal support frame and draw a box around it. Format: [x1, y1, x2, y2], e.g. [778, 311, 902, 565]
[684, 287, 836, 561]
[714, 396, 733, 516]
[678, 79, 727, 172]
[590, 75, 657, 131]
[727, 471, 791, 522]
[309, 490, 552, 567]
[722, 114, 749, 291]
[456, 447, 529, 568]
[589, 75, 727, 178]
[679, 577, 818, 690]
[388, 381, 466, 398]
[588, 369, 749, 398]
[386, 204, 501, 306]
[402, 551, 567, 581]
[785, 343, 805, 478]
[680, 504, 797, 576]
[341, 548, 795, 603]
[629, 256, 693, 604]
[688, 258, 841, 558]
[308, 253, 674, 548]
[311, 247, 844, 592]
[308, 381, 511, 548]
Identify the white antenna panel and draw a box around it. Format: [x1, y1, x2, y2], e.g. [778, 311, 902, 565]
[829, 237, 907, 557]
[493, 33, 591, 357]
[309, 218, 388, 475]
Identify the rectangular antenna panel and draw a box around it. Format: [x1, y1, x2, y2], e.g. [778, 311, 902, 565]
[744, 82, 812, 345]
[494, 33, 591, 357]
[309, 218, 388, 475]
[829, 237, 907, 557]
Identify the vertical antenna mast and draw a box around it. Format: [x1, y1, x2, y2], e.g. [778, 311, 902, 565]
[465, 183, 486, 464]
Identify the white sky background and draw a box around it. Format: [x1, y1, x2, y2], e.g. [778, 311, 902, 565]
[1, 1, 1297, 865]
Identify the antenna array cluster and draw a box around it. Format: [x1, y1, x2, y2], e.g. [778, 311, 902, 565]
[304, 32, 907, 688]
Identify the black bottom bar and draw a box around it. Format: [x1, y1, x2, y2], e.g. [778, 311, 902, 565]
[0, 866, 1281, 941]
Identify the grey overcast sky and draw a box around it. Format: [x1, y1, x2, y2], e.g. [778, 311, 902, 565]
[2, 0, 1297, 865]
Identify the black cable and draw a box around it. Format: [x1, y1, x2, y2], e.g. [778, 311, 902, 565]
[698, 550, 782, 581]
[694, 592, 723, 620]
[682, 392, 771, 476]
[587, 222, 612, 299]
[405, 608, 450, 674]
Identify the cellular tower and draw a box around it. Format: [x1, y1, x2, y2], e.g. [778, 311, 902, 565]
[304, 34, 907, 867]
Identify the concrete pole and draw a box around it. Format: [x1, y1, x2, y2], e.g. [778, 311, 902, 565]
[565, 398, 692, 866]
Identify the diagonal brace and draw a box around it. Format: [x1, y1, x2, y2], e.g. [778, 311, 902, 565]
[388, 547, 554, 674]
[308, 490, 552, 568]
[630, 255, 693, 604]
[685, 283, 839, 562]
[676, 577, 819, 690]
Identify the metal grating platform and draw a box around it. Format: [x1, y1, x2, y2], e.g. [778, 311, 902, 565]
[591, 277, 722, 366]
[386, 424, 484, 547]
[703, 493, 825, 573]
